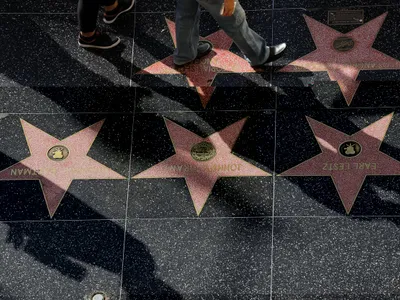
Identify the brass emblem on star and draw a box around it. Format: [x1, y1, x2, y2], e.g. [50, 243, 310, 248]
[333, 36, 355, 52]
[47, 145, 69, 161]
[191, 142, 216, 162]
[339, 141, 362, 158]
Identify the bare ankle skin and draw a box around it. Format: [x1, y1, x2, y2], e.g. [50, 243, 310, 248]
[105, 1, 118, 12]
[80, 30, 96, 38]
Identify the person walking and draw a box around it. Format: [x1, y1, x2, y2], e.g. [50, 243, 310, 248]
[78, 0, 135, 49]
[173, 0, 286, 69]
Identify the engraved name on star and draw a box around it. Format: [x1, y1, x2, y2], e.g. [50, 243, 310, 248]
[133, 118, 270, 215]
[0, 120, 125, 217]
[280, 13, 400, 105]
[138, 18, 255, 108]
[280, 113, 400, 213]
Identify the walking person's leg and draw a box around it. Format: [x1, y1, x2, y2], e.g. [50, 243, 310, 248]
[103, 0, 135, 24]
[78, 0, 120, 49]
[78, 0, 135, 49]
[197, 0, 286, 67]
[173, 0, 213, 66]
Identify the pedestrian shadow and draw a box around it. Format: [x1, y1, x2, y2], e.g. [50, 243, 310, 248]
[2, 187, 183, 299]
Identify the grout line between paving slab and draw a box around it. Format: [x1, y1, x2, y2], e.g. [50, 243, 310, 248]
[119, 8, 137, 300]
[0, 109, 274, 114]
[4, 105, 398, 115]
[0, 4, 397, 15]
[118, 102, 135, 300]
[0, 3, 399, 298]
[134, 109, 276, 113]
[269, 110, 277, 300]
[0, 112, 135, 115]
[0, 12, 77, 15]
[129, 9, 137, 88]
[7, 107, 398, 114]
[4, 215, 400, 224]
[269, 1, 276, 298]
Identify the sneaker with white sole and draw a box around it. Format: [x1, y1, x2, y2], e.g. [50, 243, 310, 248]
[78, 30, 121, 50]
[103, 0, 135, 24]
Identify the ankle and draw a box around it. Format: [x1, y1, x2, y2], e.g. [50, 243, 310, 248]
[80, 30, 96, 38]
[105, 1, 118, 11]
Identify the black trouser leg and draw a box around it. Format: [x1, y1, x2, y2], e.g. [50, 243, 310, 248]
[78, 0, 116, 32]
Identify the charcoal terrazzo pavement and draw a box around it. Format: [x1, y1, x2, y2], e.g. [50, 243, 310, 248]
[0, 0, 400, 299]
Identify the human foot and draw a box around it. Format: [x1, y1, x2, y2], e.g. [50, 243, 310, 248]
[103, 0, 135, 24]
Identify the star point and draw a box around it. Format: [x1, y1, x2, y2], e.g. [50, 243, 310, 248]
[138, 19, 256, 107]
[134, 118, 270, 215]
[0, 120, 125, 218]
[280, 13, 400, 105]
[281, 113, 400, 213]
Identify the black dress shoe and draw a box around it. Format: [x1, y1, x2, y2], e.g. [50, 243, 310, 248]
[253, 42, 287, 70]
[265, 42, 287, 63]
[174, 40, 214, 68]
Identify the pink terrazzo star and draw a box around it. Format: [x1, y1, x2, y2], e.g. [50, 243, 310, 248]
[138, 19, 255, 108]
[133, 118, 270, 215]
[280, 113, 400, 213]
[280, 13, 400, 105]
[0, 120, 125, 217]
